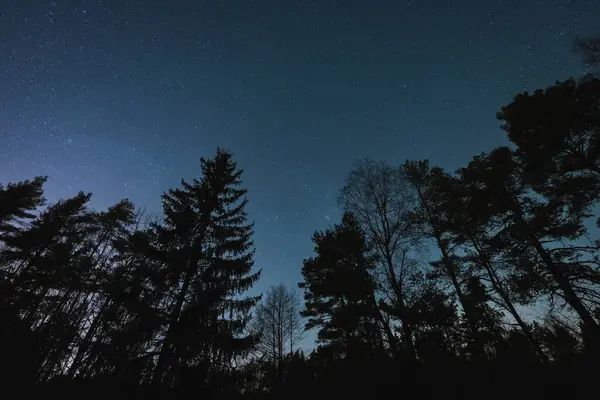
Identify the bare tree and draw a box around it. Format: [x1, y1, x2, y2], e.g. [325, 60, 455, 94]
[338, 159, 422, 360]
[251, 283, 303, 367]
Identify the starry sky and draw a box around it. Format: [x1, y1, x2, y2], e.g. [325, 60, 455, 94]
[0, 1, 598, 300]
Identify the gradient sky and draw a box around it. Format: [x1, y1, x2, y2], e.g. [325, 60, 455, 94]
[0, 1, 598, 311]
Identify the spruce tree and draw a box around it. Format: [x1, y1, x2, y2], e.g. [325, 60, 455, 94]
[150, 148, 261, 388]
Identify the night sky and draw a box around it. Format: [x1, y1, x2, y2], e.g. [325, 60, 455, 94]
[1, 1, 598, 304]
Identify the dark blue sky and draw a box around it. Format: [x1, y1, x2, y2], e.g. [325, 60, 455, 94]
[0, 1, 598, 300]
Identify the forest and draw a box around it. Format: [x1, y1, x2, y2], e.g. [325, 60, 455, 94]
[1, 39, 600, 399]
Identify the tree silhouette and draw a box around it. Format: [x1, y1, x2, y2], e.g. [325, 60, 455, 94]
[0, 149, 264, 396]
[0, 176, 47, 389]
[1, 192, 95, 378]
[0, 184, 142, 387]
[66, 203, 151, 380]
[403, 160, 490, 357]
[149, 148, 261, 388]
[299, 213, 384, 358]
[484, 148, 599, 331]
[339, 159, 421, 360]
[405, 159, 548, 361]
[250, 283, 303, 368]
[498, 76, 600, 209]
[409, 279, 460, 363]
[0, 176, 46, 236]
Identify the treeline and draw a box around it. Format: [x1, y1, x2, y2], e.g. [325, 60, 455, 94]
[1, 39, 600, 399]
[0, 151, 261, 398]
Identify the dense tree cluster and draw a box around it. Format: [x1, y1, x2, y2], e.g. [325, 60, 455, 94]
[0, 150, 261, 398]
[2, 41, 600, 399]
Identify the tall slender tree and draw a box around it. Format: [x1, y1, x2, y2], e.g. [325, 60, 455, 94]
[66, 200, 140, 378]
[403, 160, 490, 358]
[150, 148, 261, 388]
[339, 159, 420, 360]
[404, 160, 548, 361]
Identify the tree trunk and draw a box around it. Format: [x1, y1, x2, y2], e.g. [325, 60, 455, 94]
[509, 197, 600, 334]
[436, 239, 488, 359]
[271, 309, 277, 366]
[415, 184, 484, 358]
[383, 254, 416, 361]
[151, 258, 196, 386]
[368, 290, 395, 353]
[69, 297, 110, 376]
[470, 236, 548, 362]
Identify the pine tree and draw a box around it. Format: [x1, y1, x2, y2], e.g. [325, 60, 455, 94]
[150, 148, 261, 388]
[0, 176, 47, 386]
[403, 161, 486, 356]
[299, 213, 384, 358]
[66, 199, 139, 378]
[450, 146, 600, 348]
[0, 176, 46, 237]
[404, 159, 549, 361]
[0, 176, 47, 310]
[497, 76, 600, 219]
[0, 191, 99, 382]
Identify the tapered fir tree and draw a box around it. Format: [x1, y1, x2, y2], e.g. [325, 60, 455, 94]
[151, 148, 261, 388]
